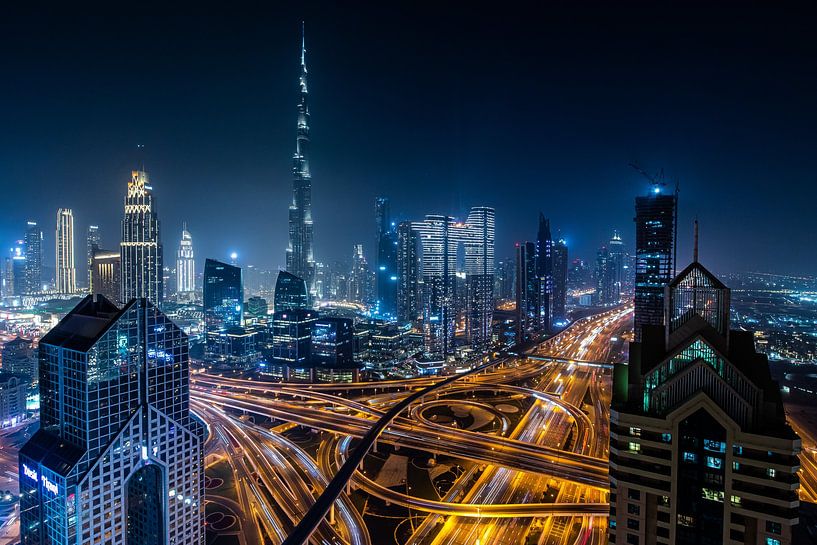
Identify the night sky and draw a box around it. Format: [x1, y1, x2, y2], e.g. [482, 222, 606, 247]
[2, 3, 816, 277]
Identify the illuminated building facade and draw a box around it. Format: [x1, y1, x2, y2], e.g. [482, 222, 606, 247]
[414, 215, 457, 357]
[610, 259, 800, 545]
[375, 197, 398, 317]
[269, 308, 317, 378]
[286, 24, 316, 293]
[121, 170, 163, 306]
[535, 214, 553, 331]
[396, 221, 420, 324]
[176, 224, 195, 299]
[552, 238, 568, 323]
[274, 270, 309, 312]
[634, 190, 677, 340]
[0, 372, 28, 427]
[90, 248, 121, 304]
[24, 221, 43, 294]
[463, 207, 495, 351]
[515, 241, 537, 341]
[86, 225, 100, 292]
[609, 229, 625, 301]
[203, 259, 243, 361]
[595, 244, 617, 305]
[55, 208, 76, 294]
[19, 296, 204, 545]
[2, 336, 36, 381]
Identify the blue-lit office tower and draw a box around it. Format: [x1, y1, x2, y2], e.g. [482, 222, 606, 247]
[552, 238, 568, 323]
[595, 244, 617, 305]
[286, 24, 316, 294]
[86, 225, 100, 292]
[19, 296, 205, 545]
[494, 257, 515, 301]
[24, 221, 43, 294]
[414, 215, 457, 357]
[515, 241, 537, 342]
[274, 270, 309, 312]
[396, 221, 420, 324]
[535, 214, 553, 332]
[375, 197, 398, 317]
[634, 190, 677, 341]
[349, 244, 374, 305]
[463, 207, 495, 351]
[203, 259, 243, 359]
[608, 230, 625, 302]
[121, 170, 163, 306]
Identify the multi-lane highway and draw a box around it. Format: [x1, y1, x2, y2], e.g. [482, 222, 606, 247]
[189, 304, 632, 545]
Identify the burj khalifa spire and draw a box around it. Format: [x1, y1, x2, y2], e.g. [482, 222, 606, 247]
[286, 21, 315, 294]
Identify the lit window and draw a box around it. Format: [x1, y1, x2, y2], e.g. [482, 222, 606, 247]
[706, 456, 723, 470]
[766, 539, 781, 545]
[767, 468, 776, 478]
[677, 514, 695, 527]
[732, 461, 740, 471]
[704, 439, 726, 453]
[701, 488, 724, 502]
[733, 445, 743, 455]
[730, 495, 741, 506]
[629, 427, 642, 437]
[661, 433, 672, 443]
[628, 442, 641, 453]
[683, 451, 697, 463]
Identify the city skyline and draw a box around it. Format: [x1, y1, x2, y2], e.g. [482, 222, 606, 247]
[2, 5, 816, 275]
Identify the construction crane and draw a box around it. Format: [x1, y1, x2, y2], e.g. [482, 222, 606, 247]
[628, 161, 666, 193]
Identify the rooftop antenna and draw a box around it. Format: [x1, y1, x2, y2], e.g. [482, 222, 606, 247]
[137, 144, 146, 172]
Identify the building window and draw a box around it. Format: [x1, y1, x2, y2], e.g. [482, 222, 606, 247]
[701, 488, 724, 502]
[627, 519, 640, 530]
[628, 442, 641, 453]
[628, 503, 640, 515]
[628, 489, 641, 500]
[683, 451, 697, 463]
[766, 539, 781, 545]
[767, 468, 776, 478]
[733, 445, 743, 455]
[677, 514, 695, 527]
[626, 534, 639, 545]
[732, 461, 740, 471]
[706, 456, 723, 470]
[629, 427, 642, 437]
[703, 439, 725, 453]
[730, 495, 741, 506]
[766, 521, 782, 535]
[661, 433, 672, 443]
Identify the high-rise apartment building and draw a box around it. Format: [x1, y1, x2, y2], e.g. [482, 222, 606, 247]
[494, 257, 515, 301]
[286, 24, 316, 293]
[55, 208, 76, 294]
[609, 230, 625, 301]
[634, 189, 677, 340]
[552, 238, 568, 324]
[610, 258, 799, 545]
[90, 248, 121, 304]
[121, 170, 163, 306]
[86, 225, 100, 292]
[24, 221, 43, 294]
[397, 221, 420, 324]
[19, 296, 205, 545]
[176, 224, 195, 299]
[375, 197, 398, 317]
[414, 215, 457, 358]
[349, 244, 374, 305]
[595, 244, 618, 305]
[515, 241, 537, 342]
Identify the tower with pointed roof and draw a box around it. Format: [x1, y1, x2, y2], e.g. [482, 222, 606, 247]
[286, 22, 316, 296]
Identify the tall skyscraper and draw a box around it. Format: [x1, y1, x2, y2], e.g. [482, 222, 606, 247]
[552, 238, 568, 323]
[608, 229, 625, 301]
[494, 257, 515, 301]
[610, 256, 799, 545]
[634, 188, 677, 340]
[19, 296, 205, 545]
[176, 224, 195, 299]
[375, 197, 398, 317]
[204, 258, 243, 351]
[463, 207, 495, 351]
[349, 244, 374, 305]
[24, 221, 43, 294]
[396, 221, 420, 324]
[121, 170, 163, 306]
[286, 24, 316, 293]
[90, 248, 121, 304]
[515, 241, 537, 342]
[595, 244, 617, 305]
[414, 215, 457, 358]
[86, 225, 100, 292]
[535, 214, 553, 332]
[55, 208, 76, 294]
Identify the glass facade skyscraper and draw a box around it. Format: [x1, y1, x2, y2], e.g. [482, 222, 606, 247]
[203, 258, 243, 360]
[86, 225, 100, 292]
[286, 24, 316, 293]
[396, 221, 420, 324]
[176, 224, 195, 299]
[551, 238, 568, 324]
[19, 296, 205, 545]
[634, 190, 677, 340]
[463, 207, 495, 351]
[375, 197, 398, 317]
[274, 270, 309, 312]
[121, 170, 163, 306]
[535, 214, 553, 331]
[24, 221, 43, 294]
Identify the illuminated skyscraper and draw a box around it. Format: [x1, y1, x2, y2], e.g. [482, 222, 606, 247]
[86, 225, 100, 292]
[463, 207, 495, 351]
[552, 238, 568, 323]
[610, 256, 799, 545]
[608, 229, 625, 301]
[274, 270, 309, 312]
[349, 244, 374, 305]
[55, 208, 76, 294]
[515, 241, 537, 341]
[121, 170, 163, 305]
[203, 259, 243, 357]
[397, 221, 420, 324]
[375, 197, 398, 317]
[90, 248, 121, 304]
[535, 214, 553, 331]
[19, 296, 205, 545]
[286, 23, 315, 293]
[634, 189, 677, 340]
[176, 224, 195, 299]
[24, 221, 43, 294]
[595, 244, 617, 305]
